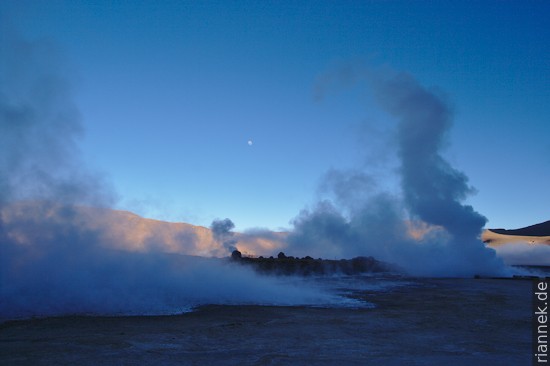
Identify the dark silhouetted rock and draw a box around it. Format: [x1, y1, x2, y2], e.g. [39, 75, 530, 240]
[231, 250, 242, 260]
[229, 252, 394, 276]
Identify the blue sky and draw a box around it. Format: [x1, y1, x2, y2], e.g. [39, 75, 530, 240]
[2, 1, 549, 231]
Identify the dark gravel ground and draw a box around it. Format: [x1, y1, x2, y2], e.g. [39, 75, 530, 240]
[0, 277, 532, 365]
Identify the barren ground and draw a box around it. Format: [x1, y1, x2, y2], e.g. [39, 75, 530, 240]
[0, 278, 532, 365]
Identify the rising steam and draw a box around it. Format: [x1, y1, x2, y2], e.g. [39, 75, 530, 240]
[289, 66, 506, 277]
[211, 218, 238, 252]
[0, 26, 510, 321]
[0, 31, 332, 320]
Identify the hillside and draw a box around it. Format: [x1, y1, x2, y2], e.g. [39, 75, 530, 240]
[482, 220, 550, 247]
[489, 220, 550, 237]
[0, 201, 286, 257]
[5, 201, 548, 259]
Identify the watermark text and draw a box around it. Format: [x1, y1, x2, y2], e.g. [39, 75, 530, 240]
[534, 279, 548, 364]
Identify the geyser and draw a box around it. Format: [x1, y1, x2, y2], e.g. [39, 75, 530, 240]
[289, 66, 506, 277]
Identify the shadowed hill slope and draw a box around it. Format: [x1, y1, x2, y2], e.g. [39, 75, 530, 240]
[489, 220, 550, 237]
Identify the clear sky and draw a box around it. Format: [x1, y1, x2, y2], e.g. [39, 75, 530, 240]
[2, 1, 549, 231]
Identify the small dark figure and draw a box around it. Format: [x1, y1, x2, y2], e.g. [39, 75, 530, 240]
[277, 251, 286, 259]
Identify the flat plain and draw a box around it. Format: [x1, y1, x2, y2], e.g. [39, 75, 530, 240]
[0, 277, 532, 365]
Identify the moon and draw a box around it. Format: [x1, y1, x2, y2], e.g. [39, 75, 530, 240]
[247, 140, 253, 146]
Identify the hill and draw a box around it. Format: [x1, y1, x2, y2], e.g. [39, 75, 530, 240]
[489, 220, 550, 237]
[0, 201, 286, 257]
[482, 220, 550, 247]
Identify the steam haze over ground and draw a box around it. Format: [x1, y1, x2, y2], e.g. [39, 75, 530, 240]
[0, 29, 506, 321]
[1, 2, 548, 323]
[0, 28, 339, 320]
[289, 66, 505, 276]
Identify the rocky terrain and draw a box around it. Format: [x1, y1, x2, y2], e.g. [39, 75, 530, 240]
[229, 250, 394, 276]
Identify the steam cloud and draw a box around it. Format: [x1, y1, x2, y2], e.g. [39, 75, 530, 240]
[289, 66, 506, 277]
[211, 218, 238, 252]
[0, 27, 511, 320]
[0, 31, 332, 320]
[492, 243, 550, 266]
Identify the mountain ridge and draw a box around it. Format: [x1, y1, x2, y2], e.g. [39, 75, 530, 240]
[489, 220, 550, 237]
[3, 201, 548, 254]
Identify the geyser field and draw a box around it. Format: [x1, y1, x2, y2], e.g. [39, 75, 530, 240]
[1, 276, 533, 366]
[0, 20, 546, 365]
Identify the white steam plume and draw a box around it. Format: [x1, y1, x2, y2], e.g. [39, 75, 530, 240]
[0, 29, 333, 320]
[288, 66, 506, 277]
